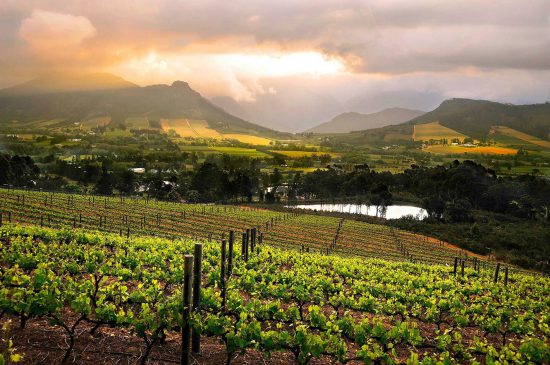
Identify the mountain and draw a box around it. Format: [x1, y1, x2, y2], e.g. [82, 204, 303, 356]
[307, 107, 425, 133]
[0, 72, 138, 96]
[409, 98, 550, 141]
[210, 96, 252, 122]
[0, 74, 285, 137]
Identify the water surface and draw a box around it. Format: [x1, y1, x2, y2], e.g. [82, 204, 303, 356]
[289, 203, 427, 220]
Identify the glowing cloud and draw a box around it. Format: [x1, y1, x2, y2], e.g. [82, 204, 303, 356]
[19, 10, 96, 49]
[112, 51, 346, 101]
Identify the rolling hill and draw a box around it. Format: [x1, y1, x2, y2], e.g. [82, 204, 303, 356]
[409, 98, 550, 141]
[307, 107, 425, 133]
[0, 73, 286, 138]
[0, 72, 138, 96]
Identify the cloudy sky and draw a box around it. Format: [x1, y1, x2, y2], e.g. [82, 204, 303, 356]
[1, 1, 550, 131]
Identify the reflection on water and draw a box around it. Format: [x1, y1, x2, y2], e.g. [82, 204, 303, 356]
[288, 204, 427, 220]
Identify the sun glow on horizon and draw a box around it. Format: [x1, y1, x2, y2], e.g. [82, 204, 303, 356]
[216, 51, 345, 77]
[111, 50, 347, 101]
[115, 51, 345, 81]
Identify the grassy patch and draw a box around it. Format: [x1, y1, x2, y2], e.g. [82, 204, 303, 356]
[80, 117, 111, 129]
[125, 117, 151, 129]
[490, 125, 550, 149]
[269, 150, 340, 158]
[211, 146, 269, 157]
[104, 129, 133, 138]
[413, 121, 468, 141]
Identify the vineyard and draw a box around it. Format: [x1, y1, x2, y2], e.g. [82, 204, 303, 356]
[0, 189, 500, 269]
[0, 188, 548, 364]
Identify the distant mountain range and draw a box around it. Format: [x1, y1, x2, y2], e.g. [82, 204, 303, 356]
[409, 98, 550, 141]
[0, 73, 284, 137]
[0, 72, 137, 96]
[306, 107, 425, 133]
[1, 73, 549, 142]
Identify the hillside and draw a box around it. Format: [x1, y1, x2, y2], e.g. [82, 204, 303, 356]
[409, 98, 550, 141]
[0, 74, 285, 138]
[307, 107, 424, 133]
[0, 72, 138, 95]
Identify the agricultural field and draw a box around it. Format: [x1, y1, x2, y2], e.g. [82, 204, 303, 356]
[0, 188, 548, 364]
[212, 146, 270, 157]
[81, 116, 111, 129]
[178, 145, 269, 158]
[125, 117, 152, 129]
[424, 145, 518, 155]
[383, 132, 411, 141]
[161, 119, 222, 138]
[413, 122, 468, 141]
[0, 189, 510, 269]
[104, 128, 133, 138]
[270, 150, 341, 158]
[162, 119, 275, 145]
[490, 125, 550, 149]
[222, 133, 273, 146]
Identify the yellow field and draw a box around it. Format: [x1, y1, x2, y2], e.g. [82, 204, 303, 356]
[491, 125, 550, 149]
[222, 134, 273, 146]
[413, 122, 467, 141]
[161, 118, 278, 145]
[425, 145, 517, 155]
[193, 121, 222, 138]
[270, 150, 341, 158]
[161, 119, 222, 138]
[161, 118, 194, 137]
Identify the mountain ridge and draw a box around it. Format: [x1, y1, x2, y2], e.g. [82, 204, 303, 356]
[409, 98, 550, 141]
[0, 72, 138, 96]
[0, 73, 286, 138]
[306, 107, 425, 133]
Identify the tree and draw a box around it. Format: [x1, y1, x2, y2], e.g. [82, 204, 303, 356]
[116, 169, 137, 195]
[422, 195, 445, 219]
[444, 199, 473, 223]
[94, 164, 114, 195]
[270, 168, 283, 188]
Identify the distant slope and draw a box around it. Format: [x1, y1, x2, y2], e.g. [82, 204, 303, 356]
[307, 107, 425, 133]
[0, 72, 137, 95]
[409, 98, 550, 141]
[490, 125, 550, 149]
[0, 75, 286, 138]
[210, 96, 252, 122]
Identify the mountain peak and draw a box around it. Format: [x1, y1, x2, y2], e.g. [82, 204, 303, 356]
[171, 80, 191, 89]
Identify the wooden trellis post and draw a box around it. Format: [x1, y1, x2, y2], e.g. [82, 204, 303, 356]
[228, 231, 234, 276]
[221, 239, 227, 310]
[192, 243, 203, 354]
[181, 255, 193, 365]
[453, 257, 458, 276]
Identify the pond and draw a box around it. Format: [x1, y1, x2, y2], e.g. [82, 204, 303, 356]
[288, 203, 428, 220]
